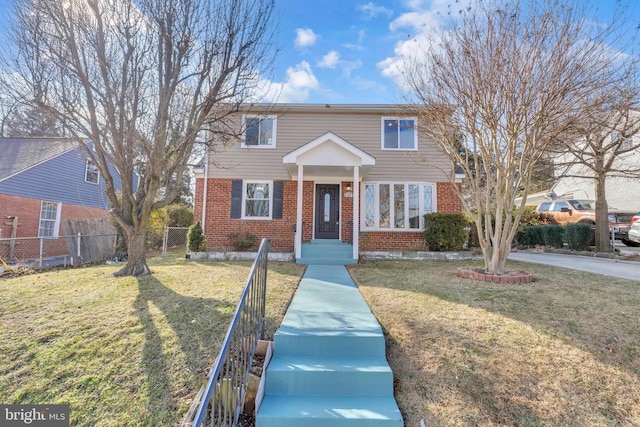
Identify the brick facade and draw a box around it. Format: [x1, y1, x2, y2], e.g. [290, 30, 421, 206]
[0, 193, 109, 239]
[0, 193, 111, 260]
[195, 178, 463, 253]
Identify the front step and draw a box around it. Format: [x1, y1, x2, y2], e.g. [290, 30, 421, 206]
[297, 241, 356, 265]
[257, 395, 403, 427]
[266, 355, 393, 396]
[256, 264, 403, 427]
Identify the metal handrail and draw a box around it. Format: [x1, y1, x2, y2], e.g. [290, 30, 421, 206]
[190, 238, 270, 427]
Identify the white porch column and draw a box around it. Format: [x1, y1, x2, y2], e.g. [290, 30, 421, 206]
[295, 164, 304, 259]
[352, 166, 360, 260]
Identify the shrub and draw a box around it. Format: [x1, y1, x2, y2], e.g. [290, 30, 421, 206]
[187, 222, 207, 252]
[541, 224, 565, 248]
[565, 223, 594, 250]
[148, 208, 170, 248]
[423, 213, 468, 251]
[227, 232, 257, 251]
[165, 204, 194, 227]
[518, 226, 543, 247]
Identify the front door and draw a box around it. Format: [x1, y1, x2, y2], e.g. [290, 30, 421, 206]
[315, 184, 340, 239]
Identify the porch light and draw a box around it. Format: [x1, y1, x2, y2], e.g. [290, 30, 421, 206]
[346, 182, 352, 191]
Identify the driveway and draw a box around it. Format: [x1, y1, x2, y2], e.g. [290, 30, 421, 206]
[508, 251, 640, 282]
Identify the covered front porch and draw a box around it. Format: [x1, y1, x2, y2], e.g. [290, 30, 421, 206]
[282, 131, 376, 263]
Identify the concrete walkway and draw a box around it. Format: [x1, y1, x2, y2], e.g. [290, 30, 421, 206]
[256, 264, 403, 427]
[508, 251, 640, 281]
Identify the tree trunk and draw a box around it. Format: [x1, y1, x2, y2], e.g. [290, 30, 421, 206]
[594, 174, 612, 252]
[114, 229, 151, 277]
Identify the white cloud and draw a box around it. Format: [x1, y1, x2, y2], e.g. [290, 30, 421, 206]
[357, 2, 393, 19]
[318, 51, 340, 69]
[294, 28, 318, 48]
[257, 61, 319, 103]
[378, 2, 454, 90]
[341, 59, 363, 78]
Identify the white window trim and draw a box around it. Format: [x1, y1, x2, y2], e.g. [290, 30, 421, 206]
[361, 182, 437, 231]
[241, 114, 278, 148]
[380, 116, 418, 151]
[85, 159, 100, 184]
[241, 180, 273, 220]
[38, 201, 62, 238]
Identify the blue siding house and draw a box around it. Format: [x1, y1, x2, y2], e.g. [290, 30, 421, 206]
[0, 137, 124, 239]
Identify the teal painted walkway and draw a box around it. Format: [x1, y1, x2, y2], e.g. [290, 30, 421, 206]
[256, 264, 404, 427]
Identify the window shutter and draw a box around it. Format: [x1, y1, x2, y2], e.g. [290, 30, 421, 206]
[273, 181, 284, 219]
[231, 180, 242, 218]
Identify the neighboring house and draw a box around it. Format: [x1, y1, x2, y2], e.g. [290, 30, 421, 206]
[193, 104, 462, 260]
[0, 137, 122, 243]
[551, 134, 640, 212]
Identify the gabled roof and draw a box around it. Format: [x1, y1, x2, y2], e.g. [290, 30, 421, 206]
[0, 137, 83, 182]
[282, 131, 376, 179]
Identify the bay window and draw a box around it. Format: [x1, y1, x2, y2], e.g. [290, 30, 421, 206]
[363, 182, 435, 230]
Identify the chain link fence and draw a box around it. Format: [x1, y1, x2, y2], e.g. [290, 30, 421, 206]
[162, 226, 190, 255]
[0, 233, 120, 270]
[0, 226, 191, 272]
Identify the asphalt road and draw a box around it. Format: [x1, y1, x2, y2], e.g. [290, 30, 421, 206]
[508, 250, 639, 282]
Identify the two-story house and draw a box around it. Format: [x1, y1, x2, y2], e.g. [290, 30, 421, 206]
[193, 104, 462, 262]
[0, 137, 123, 242]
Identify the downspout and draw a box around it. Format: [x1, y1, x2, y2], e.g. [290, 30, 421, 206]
[201, 149, 209, 234]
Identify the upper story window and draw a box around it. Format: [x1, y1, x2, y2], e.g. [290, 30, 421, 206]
[381, 117, 417, 150]
[242, 115, 277, 148]
[39, 201, 61, 238]
[85, 159, 99, 184]
[243, 180, 272, 219]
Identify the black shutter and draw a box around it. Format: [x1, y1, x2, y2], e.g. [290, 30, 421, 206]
[272, 181, 284, 219]
[231, 180, 242, 218]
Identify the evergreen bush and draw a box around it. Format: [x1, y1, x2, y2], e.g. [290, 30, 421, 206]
[423, 213, 468, 251]
[565, 223, 594, 250]
[187, 221, 207, 252]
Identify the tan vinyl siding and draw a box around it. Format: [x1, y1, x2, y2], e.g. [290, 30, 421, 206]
[207, 108, 451, 182]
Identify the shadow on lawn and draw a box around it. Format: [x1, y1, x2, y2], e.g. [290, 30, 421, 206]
[134, 275, 235, 415]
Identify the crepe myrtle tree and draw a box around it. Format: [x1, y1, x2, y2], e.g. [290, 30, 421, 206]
[404, 0, 635, 274]
[6, 0, 277, 276]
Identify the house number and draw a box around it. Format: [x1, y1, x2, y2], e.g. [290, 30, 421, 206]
[344, 191, 353, 198]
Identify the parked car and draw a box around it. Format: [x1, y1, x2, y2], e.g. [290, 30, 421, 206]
[628, 220, 640, 244]
[536, 199, 638, 246]
[631, 212, 640, 224]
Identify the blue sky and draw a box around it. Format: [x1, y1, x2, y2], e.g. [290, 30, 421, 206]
[266, 0, 640, 104]
[0, 0, 638, 104]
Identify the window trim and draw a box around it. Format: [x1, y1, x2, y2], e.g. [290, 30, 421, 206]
[362, 181, 436, 231]
[38, 201, 62, 238]
[85, 159, 100, 184]
[241, 114, 277, 148]
[380, 116, 418, 151]
[241, 180, 273, 220]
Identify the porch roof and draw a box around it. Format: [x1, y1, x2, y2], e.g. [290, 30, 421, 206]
[282, 132, 375, 179]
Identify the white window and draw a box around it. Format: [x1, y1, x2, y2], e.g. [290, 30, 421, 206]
[242, 180, 272, 219]
[242, 115, 277, 148]
[381, 117, 417, 150]
[38, 201, 61, 238]
[362, 182, 435, 230]
[85, 159, 99, 184]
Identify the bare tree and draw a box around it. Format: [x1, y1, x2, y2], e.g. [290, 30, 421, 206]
[405, 0, 634, 274]
[5, 0, 277, 276]
[553, 86, 640, 251]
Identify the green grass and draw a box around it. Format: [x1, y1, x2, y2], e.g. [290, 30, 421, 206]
[0, 254, 303, 426]
[4, 254, 640, 426]
[349, 259, 640, 427]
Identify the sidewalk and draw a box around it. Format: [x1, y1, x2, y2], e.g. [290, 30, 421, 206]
[508, 251, 640, 282]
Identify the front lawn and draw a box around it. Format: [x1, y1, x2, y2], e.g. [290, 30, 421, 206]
[0, 255, 303, 426]
[349, 260, 640, 426]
